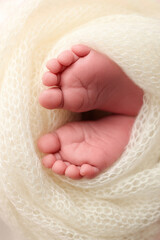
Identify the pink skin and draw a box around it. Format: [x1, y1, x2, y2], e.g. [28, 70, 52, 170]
[38, 44, 143, 180]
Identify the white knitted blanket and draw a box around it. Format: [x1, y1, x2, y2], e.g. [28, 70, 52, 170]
[0, 0, 160, 240]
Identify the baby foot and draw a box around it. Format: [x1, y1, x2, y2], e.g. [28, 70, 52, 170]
[38, 44, 143, 179]
[39, 44, 143, 116]
[38, 115, 135, 179]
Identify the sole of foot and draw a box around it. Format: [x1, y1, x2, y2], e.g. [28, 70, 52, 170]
[39, 44, 143, 116]
[38, 115, 135, 180]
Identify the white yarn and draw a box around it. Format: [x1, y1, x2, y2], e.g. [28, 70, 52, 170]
[0, 0, 160, 239]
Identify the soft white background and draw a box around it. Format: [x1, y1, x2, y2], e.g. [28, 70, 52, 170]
[0, 1, 21, 239]
[0, 218, 15, 240]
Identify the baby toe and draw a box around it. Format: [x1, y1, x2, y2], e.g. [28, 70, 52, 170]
[71, 44, 91, 57]
[42, 71, 60, 86]
[65, 165, 82, 180]
[37, 133, 60, 153]
[57, 50, 78, 67]
[46, 58, 63, 73]
[42, 154, 56, 168]
[80, 164, 100, 179]
[52, 160, 67, 175]
[39, 88, 63, 109]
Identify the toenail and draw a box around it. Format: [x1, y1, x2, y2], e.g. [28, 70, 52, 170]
[58, 50, 74, 66]
[42, 154, 56, 168]
[52, 160, 66, 175]
[39, 88, 63, 109]
[65, 165, 81, 179]
[42, 72, 58, 86]
[46, 59, 62, 73]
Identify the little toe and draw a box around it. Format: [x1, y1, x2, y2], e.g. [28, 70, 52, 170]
[39, 87, 63, 109]
[42, 154, 56, 168]
[57, 50, 79, 67]
[37, 133, 60, 153]
[46, 58, 63, 73]
[65, 165, 82, 180]
[42, 71, 60, 86]
[52, 160, 67, 175]
[80, 164, 100, 179]
[71, 44, 91, 57]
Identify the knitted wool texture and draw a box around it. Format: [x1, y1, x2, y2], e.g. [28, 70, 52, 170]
[0, 0, 160, 239]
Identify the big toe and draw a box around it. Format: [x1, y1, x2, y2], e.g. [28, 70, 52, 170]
[39, 88, 63, 109]
[37, 133, 60, 153]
